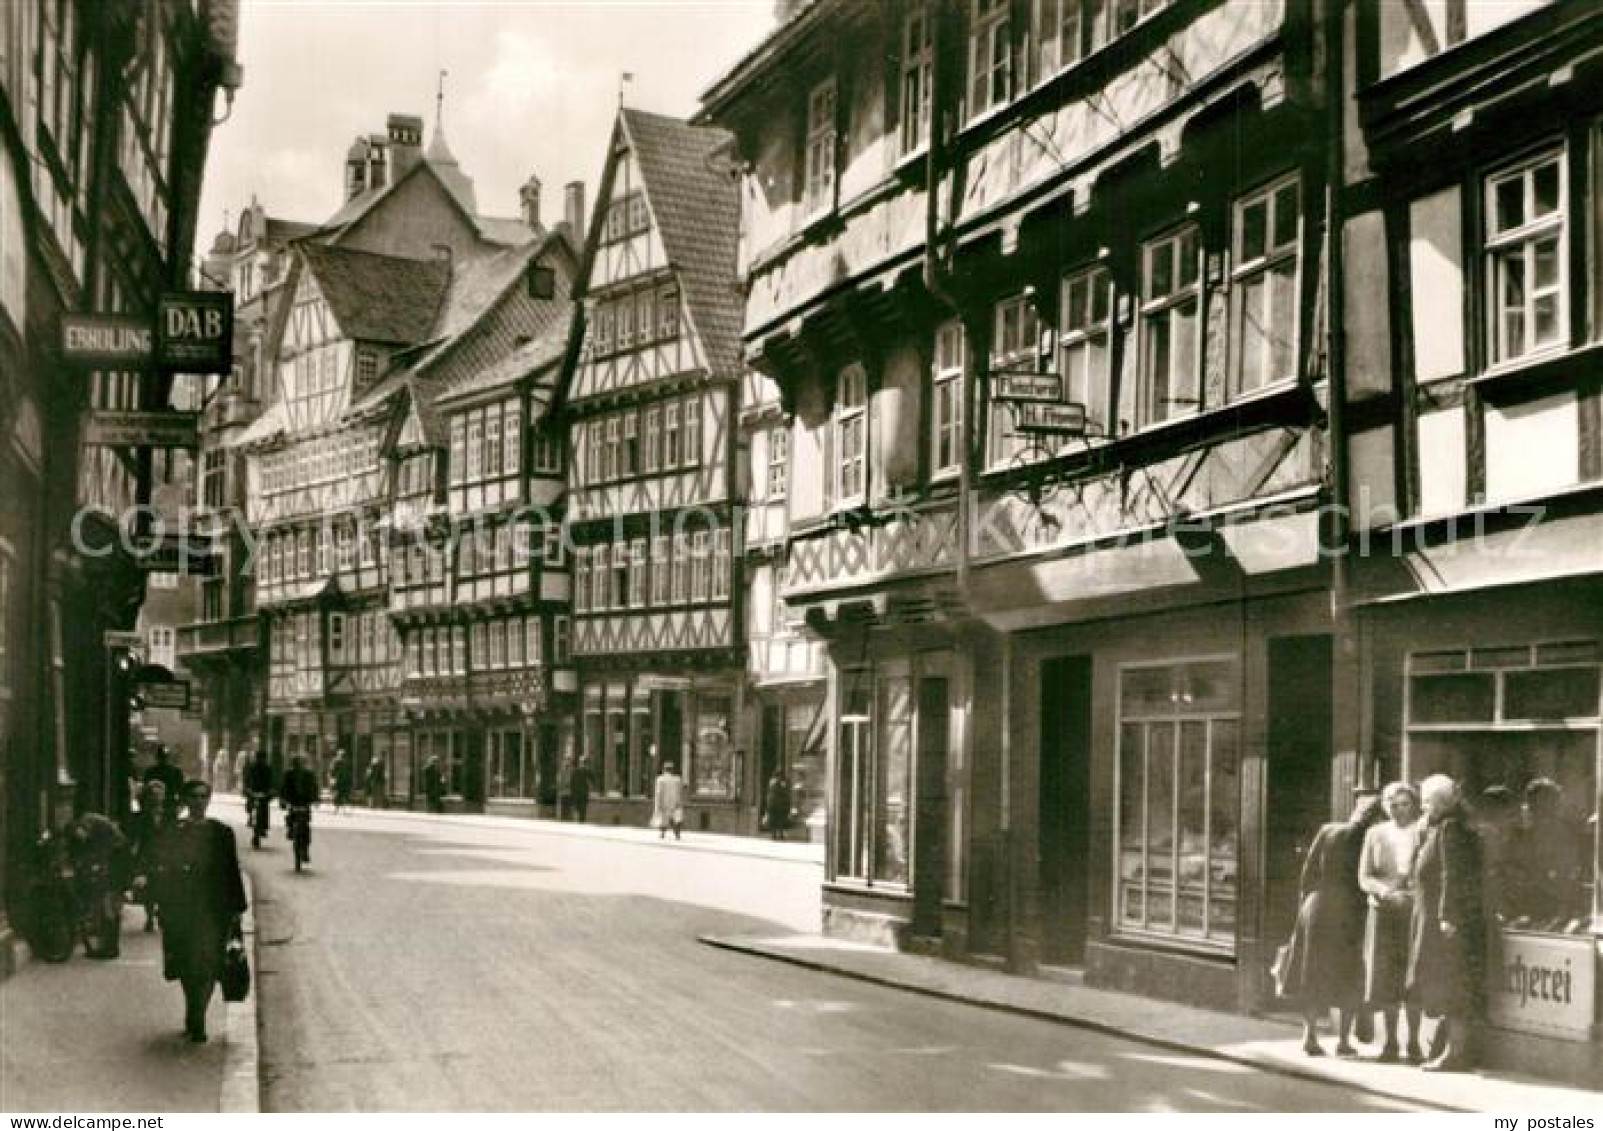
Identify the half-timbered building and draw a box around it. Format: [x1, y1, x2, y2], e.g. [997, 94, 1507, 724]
[357, 227, 579, 811]
[563, 108, 749, 830]
[1340, 0, 1603, 1082]
[704, 0, 1342, 1009]
[244, 243, 449, 780]
[0, 0, 240, 935]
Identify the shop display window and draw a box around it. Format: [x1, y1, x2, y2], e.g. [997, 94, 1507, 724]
[1406, 640, 1599, 935]
[692, 694, 735, 798]
[1116, 658, 1240, 950]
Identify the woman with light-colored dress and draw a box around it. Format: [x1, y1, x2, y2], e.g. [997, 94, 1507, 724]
[1359, 781, 1425, 1062]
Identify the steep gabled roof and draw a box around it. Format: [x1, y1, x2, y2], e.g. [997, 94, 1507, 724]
[317, 149, 537, 251]
[297, 242, 451, 346]
[617, 107, 744, 379]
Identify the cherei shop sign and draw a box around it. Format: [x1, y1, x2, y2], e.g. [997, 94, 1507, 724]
[1488, 932, 1596, 1042]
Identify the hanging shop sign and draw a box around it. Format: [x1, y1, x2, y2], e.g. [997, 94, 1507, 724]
[134, 533, 219, 576]
[136, 679, 192, 711]
[992, 372, 1063, 403]
[60, 291, 234, 372]
[1014, 401, 1088, 437]
[1487, 932, 1596, 1042]
[103, 630, 144, 650]
[157, 291, 234, 373]
[60, 314, 154, 367]
[83, 410, 201, 450]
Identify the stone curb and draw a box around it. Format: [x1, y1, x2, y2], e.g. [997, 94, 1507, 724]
[219, 871, 260, 1114]
[698, 934, 1468, 1114]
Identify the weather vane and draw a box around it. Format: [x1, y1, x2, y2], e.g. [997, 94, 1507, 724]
[437, 68, 448, 130]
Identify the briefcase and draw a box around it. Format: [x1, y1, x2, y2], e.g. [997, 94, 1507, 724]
[221, 936, 251, 1003]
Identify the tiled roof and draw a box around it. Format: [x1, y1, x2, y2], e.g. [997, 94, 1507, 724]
[318, 156, 537, 250]
[619, 108, 744, 379]
[263, 217, 318, 246]
[297, 242, 451, 346]
[478, 215, 539, 247]
[229, 399, 289, 449]
[434, 316, 569, 411]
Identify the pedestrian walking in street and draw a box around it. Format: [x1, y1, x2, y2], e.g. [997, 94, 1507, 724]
[423, 755, 445, 814]
[66, 808, 129, 960]
[127, 779, 175, 933]
[1407, 773, 1486, 1072]
[571, 755, 593, 823]
[763, 772, 792, 841]
[1358, 781, 1425, 1063]
[652, 762, 685, 840]
[556, 754, 574, 821]
[1281, 791, 1386, 1057]
[143, 747, 184, 815]
[329, 749, 354, 813]
[364, 754, 386, 808]
[159, 780, 247, 1043]
[212, 748, 231, 794]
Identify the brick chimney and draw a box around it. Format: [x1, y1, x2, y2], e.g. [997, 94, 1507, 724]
[563, 181, 586, 241]
[388, 113, 424, 178]
[519, 175, 542, 230]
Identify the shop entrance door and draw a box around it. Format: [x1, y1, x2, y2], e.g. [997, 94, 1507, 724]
[1265, 635, 1334, 960]
[1039, 656, 1092, 965]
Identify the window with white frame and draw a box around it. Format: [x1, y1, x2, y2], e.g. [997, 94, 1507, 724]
[712, 530, 731, 601]
[453, 626, 466, 674]
[691, 530, 710, 603]
[1059, 265, 1112, 436]
[574, 548, 590, 613]
[671, 534, 689, 604]
[987, 294, 1046, 467]
[603, 417, 620, 482]
[1138, 225, 1201, 427]
[651, 537, 670, 605]
[611, 541, 629, 608]
[681, 395, 702, 467]
[329, 613, 345, 663]
[1232, 176, 1301, 395]
[900, 5, 934, 155]
[543, 524, 563, 567]
[629, 539, 648, 610]
[658, 285, 679, 340]
[664, 401, 681, 468]
[504, 401, 522, 473]
[1485, 149, 1567, 367]
[968, 0, 1011, 121]
[833, 364, 868, 507]
[804, 79, 837, 216]
[1034, 0, 1084, 82]
[931, 320, 966, 479]
[531, 425, 561, 475]
[622, 411, 639, 477]
[592, 545, 609, 611]
[1116, 658, 1240, 950]
[767, 424, 789, 499]
[643, 405, 661, 472]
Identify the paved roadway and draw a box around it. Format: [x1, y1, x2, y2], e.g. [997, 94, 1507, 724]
[234, 801, 1423, 1112]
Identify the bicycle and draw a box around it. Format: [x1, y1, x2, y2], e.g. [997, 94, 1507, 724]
[245, 790, 271, 849]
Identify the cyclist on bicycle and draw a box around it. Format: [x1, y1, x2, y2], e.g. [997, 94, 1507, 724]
[279, 754, 320, 866]
[242, 748, 274, 849]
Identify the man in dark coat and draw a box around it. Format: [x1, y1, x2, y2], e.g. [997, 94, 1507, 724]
[571, 755, 593, 823]
[422, 755, 444, 814]
[1407, 773, 1486, 1072]
[159, 781, 247, 1043]
[143, 747, 184, 814]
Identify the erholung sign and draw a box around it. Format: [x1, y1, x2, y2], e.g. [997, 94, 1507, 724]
[61, 314, 154, 367]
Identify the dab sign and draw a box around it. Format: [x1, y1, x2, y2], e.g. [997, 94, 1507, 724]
[157, 291, 233, 373]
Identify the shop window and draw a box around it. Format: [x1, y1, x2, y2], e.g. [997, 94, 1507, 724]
[1232, 176, 1301, 396]
[967, 0, 1010, 122]
[874, 668, 914, 885]
[931, 320, 965, 480]
[1485, 149, 1566, 367]
[835, 677, 872, 880]
[832, 664, 916, 888]
[1138, 225, 1202, 427]
[804, 78, 837, 217]
[900, 4, 934, 155]
[692, 694, 735, 798]
[1116, 658, 1240, 950]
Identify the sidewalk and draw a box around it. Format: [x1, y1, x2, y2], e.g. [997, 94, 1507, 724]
[220, 793, 826, 866]
[0, 880, 259, 1114]
[700, 932, 1601, 1113]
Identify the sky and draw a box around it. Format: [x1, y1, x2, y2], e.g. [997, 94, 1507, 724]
[197, 1, 778, 244]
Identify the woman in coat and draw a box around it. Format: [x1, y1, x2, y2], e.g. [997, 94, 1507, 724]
[1407, 773, 1486, 1072]
[763, 773, 792, 841]
[652, 762, 685, 841]
[1359, 781, 1424, 1062]
[1282, 792, 1386, 1056]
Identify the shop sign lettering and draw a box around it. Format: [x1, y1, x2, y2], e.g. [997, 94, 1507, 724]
[1487, 933, 1595, 1042]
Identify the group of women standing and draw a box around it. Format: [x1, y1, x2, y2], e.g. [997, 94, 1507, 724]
[1279, 774, 1485, 1072]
